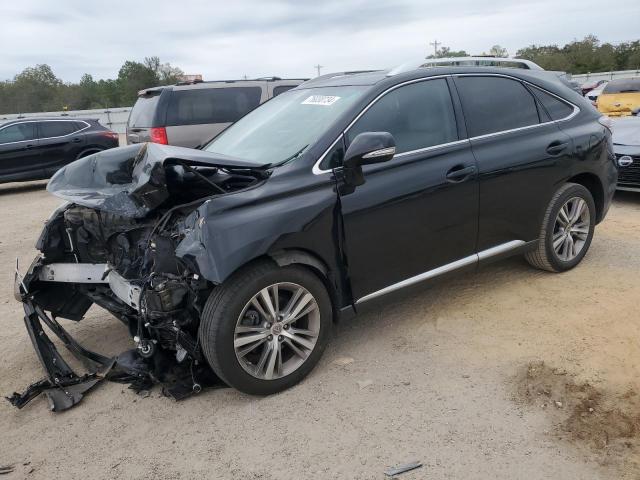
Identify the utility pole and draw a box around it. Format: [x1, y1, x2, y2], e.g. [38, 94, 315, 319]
[314, 64, 324, 77]
[429, 40, 441, 57]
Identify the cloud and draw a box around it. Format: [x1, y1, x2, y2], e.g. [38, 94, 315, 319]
[1, 0, 639, 82]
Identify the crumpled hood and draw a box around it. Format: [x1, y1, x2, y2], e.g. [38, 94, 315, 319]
[47, 143, 268, 218]
[612, 117, 640, 146]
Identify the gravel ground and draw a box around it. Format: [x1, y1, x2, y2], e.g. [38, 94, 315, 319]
[0, 180, 638, 479]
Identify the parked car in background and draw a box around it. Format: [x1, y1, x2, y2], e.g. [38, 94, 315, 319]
[0, 117, 119, 184]
[581, 79, 608, 96]
[12, 64, 616, 410]
[597, 77, 640, 116]
[612, 112, 640, 192]
[585, 81, 608, 104]
[126, 77, 307, 149]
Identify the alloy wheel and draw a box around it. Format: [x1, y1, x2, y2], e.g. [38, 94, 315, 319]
[234, 282, 320, 380]
[552, 196, 590, 262]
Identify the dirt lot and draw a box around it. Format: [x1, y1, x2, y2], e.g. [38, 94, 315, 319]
[0, 181, 639, 479]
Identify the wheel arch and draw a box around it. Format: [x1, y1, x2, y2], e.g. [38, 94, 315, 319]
[76, 146, 104, 159]
[269, 249, 341, 322]
[566, 172, 605, 223]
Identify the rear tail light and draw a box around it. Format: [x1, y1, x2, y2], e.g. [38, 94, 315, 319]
[149, 127, 168, 145]
[598, 115, 613, 134]
[101, 131, 119, 140]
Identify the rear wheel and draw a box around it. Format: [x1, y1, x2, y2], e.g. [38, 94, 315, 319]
[199, 261, 332, 395]
[525, 183, 595, 272]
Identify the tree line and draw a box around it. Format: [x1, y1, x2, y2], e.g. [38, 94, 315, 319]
[2, 36, 640, 115]
[0, 56, 183, 115]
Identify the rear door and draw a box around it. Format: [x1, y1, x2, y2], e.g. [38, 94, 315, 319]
[127, 89, 164, 144]
[36, 120, 87, 174]
[452, 75, 574, 251]
[165, 84, 266, 148]
[338, 78, 479, 302]
[0, 122, 41, 179]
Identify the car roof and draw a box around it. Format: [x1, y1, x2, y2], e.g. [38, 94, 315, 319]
[0, 117, 96, 128]
[138, 78, 309, 95]
[302, 66, 570, 90]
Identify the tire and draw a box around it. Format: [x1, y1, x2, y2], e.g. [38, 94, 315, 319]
[525, 182, 596, 272]
[199, 260, 332, 395]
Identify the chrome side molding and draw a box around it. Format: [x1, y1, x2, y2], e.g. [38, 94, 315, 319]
[356, 240, 525, 304]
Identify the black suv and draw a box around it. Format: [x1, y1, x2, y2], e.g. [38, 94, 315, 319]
[0, 117, 119, 184]
[11, 66, 617, 410]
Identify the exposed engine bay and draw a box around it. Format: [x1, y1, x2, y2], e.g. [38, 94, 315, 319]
[7, 143, 270, 411]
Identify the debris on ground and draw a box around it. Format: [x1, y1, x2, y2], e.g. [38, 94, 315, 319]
[514, 361, 640, 474]
[384, 460, 422, 477]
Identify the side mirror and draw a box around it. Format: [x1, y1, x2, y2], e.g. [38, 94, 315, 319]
[342, 132, 396, 188]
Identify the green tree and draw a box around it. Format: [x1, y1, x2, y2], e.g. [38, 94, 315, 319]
[427, 46, 469, 59]
[488, 45, 508, 57]
[117, 60, 158, 106]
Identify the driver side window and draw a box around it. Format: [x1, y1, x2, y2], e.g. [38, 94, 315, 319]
[346, 79, 458, 155]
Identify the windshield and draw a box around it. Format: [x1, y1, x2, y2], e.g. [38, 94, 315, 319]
[603, 78, 640, 94]
[204, 86, 367, 165]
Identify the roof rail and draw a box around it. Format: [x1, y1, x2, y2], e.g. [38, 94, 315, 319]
[387, 57, 543, 76]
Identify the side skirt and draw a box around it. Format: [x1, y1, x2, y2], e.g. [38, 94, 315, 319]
[355, 240, 529, 305]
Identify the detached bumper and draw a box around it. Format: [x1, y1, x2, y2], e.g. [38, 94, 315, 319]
[7, 296, 113, 411]
[7, 259, 224, 412]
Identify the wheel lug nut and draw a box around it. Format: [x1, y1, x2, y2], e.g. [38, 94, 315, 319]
[267, 334, 273, 341]
[283, 324, 289, 330]
[278, 335, 283, 341]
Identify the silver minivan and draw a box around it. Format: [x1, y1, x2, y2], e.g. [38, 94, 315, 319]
[126, 77, 307, 148]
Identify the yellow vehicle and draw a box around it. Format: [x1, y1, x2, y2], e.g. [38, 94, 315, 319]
[597, 77, 640, 117]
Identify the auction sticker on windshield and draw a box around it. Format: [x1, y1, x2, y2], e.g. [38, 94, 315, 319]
[302, 95, 341, 106]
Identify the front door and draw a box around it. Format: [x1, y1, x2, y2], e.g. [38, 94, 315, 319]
[0, 122, 41, 180]
[337, 78, 479, 302]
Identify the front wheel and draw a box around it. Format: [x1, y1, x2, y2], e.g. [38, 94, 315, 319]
[199, 261, 332, 395]
[525, 183, 596, 272]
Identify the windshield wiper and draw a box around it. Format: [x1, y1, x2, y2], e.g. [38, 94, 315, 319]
[270, 145, 309, 167]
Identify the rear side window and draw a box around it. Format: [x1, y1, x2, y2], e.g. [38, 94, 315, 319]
[166, 87, 262, 126]
[0, 122, 37, 144]
[347, 78, 458, 154]
[455, 76, 540, 137]
[39, 121, 78, 138]
[530, 87, 574, 121]
[273, 85, 296, 97]
[602, 78, 640, 94]
[129, 92, 162, 128]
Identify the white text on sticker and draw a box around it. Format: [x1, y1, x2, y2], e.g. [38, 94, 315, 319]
[301, 95, 341, 106]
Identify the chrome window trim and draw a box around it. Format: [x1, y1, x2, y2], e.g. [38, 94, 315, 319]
[312, 72, 580, 175]
[0, 119, 90, 146]
[355, 240, 526, 304]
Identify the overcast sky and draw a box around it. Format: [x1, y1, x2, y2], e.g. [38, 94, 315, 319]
[2, 0, 639, 82]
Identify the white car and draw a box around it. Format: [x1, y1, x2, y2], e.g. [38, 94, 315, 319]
[585, 81, 609, 103]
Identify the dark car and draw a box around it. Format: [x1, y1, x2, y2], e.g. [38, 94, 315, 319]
[11, 65, 616, 411]
[126, 78, 306, 149]
[0, 117, 119, 184]
[612, 113, 640, 191]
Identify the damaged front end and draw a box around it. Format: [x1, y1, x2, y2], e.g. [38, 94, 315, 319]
[8, 143, 270, 411]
